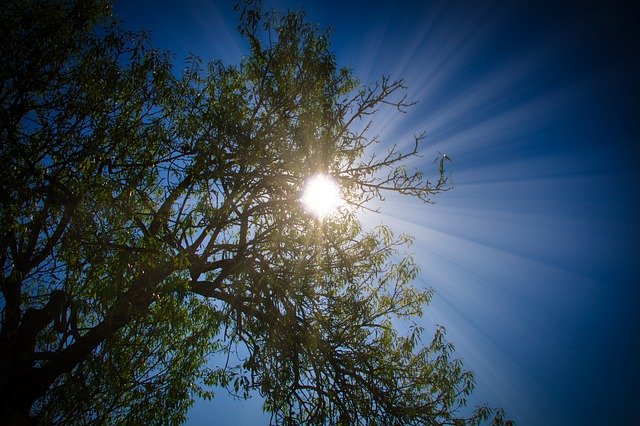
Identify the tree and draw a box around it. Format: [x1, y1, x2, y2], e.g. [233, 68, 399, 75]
[0, 0, 510, 424]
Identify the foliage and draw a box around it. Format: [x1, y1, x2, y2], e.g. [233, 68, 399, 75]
[0, 0, 509, 424]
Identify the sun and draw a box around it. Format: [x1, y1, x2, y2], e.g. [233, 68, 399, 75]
[301, 174, 343, 218]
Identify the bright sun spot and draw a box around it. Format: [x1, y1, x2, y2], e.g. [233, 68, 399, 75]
[301, 174, 342, 218]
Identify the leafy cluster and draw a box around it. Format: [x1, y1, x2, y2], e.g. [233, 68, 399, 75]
[1, 0, 509, 424]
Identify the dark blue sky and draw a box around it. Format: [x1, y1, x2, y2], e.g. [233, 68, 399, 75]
[115, 1, 640, 424]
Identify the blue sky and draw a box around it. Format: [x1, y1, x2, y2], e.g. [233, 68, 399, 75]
[115, 1, 640, 424]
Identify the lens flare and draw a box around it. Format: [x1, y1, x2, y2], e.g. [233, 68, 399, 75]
[301, 174, 342, 218]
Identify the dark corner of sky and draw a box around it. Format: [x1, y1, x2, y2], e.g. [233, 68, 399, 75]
[560, 0, 640, 419]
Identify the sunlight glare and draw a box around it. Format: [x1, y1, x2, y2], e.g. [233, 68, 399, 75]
[301, 174, 342, 218]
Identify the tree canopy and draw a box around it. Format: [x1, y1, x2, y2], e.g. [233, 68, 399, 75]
[0, 0, 510, 424]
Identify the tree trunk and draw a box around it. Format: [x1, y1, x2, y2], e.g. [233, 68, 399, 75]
[0, 264, 174, 420]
